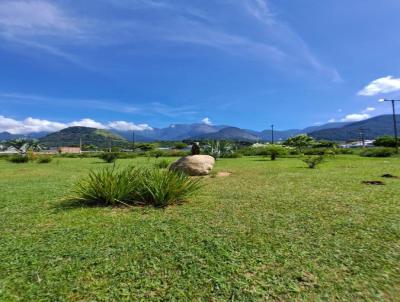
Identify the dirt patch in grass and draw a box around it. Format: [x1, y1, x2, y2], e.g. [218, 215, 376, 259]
[381, 174, 398, 179]
[217, 172, 232, 177]
[362, 180, 385, 185]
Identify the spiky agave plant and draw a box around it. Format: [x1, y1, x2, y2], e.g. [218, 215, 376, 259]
[203, 140, 233, 159]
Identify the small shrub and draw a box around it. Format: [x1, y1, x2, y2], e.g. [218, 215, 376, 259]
[37, 156, 53, 163]
[26, 151, 38, 161]
[148, 150, 164, 158]
[174, 142, 187, 150]
[100, 152, 118, 163]
[288, 149, 301, 156]
[136, 143, 156, 152]
[359, 147, 395, 158]
[154, 159, 169, 169]
[284, 134, 316, 152]
[337, 148, 354, 154]
[302, 155, 324, 169]
[264, 145, 288, 160]
[8, 154, 30, 163]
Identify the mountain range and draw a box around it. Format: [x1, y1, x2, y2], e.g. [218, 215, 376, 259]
[309, 115, 399, 140]
[39, 127, 127, 148]
[1, 115, 398, 145]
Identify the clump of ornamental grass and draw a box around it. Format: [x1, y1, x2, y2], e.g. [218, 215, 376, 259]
[137, 168, 202, 207]
[73, 166, 141, 206]
[73, 166, 202, 207]
[302, 155, 324, 169]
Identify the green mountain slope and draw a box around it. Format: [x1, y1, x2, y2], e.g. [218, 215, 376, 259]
[40, 127, 128, 148]
[309, 115, 400, 141]
[193, 127, 260, 141]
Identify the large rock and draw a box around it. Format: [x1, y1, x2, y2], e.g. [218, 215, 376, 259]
[170, 155, 215, 176]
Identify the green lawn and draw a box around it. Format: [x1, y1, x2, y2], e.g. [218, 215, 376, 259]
[0, 156, 399, 301]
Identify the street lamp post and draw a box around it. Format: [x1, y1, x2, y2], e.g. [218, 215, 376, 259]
[379, 99, 399, 153]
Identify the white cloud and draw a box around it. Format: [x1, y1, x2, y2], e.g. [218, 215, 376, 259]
[328, 118, 336, 123]
[0, 115, 67, 134]
[0, 1, 78, 33]
[0, 0, 89, 66]
[340, 113, 370, 122]
[69, 119, 106, 129]
[0, 116, 152, 134]
[358, 76, 400, 96]
[364, 107, 375, 112]
[108, 121, 153, 131]
[201, 117, 212, 125]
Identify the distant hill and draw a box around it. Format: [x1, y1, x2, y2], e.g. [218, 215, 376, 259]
[309, 115, 400, 140]
[260, 129, 301, 142]
[258, 123, 349, 142]
[193, 127, 260, 141]
[0, 131, 48, 141]
[0, 132, 17, 141]
[114, 123, 227, 141]
[302, 122, 349, 133]
[40, 126, 128, 148]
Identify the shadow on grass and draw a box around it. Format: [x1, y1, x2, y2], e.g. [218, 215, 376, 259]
[54, 198, 179, 212]
[54, 198, 116, 211]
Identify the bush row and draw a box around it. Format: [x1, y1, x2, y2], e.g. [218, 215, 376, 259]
[359, 147, 396, 157]
[6, 154, 53, 164]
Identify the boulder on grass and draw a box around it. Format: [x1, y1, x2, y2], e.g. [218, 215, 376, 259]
[170, 155, 215, 176]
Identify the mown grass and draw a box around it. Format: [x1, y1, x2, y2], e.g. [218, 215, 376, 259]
[0, 155, 399, 301]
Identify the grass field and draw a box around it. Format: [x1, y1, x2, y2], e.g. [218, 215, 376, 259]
[0, 155, 399, 301]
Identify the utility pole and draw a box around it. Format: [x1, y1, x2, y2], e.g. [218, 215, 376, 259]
[79, 136, 82, 153]
[109, 137, 112, 153]
[271, 124, 274, 144]
[379, 99, 399, 153]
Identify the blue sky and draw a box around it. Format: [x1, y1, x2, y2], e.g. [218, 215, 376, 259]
[1, 0, 400, 134]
